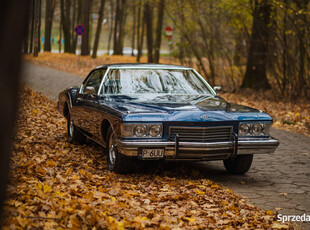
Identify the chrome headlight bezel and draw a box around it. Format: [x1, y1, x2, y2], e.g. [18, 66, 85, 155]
[121, 123, 163, 138]
[238, 122, 271, 137]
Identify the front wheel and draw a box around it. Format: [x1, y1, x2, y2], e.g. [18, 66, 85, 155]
[106, 127, 135, 174]
[67, 114, 85, 144]
[223, 154, 253, 175]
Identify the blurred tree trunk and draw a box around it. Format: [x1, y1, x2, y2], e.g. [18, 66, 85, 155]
[113, 0, 126, 55]
[60, 0, 72, 53]
[30, 0, 35, 53]
[144, 1, 153, 63]
[153, 0, 165, 63]
[131, 2, 136, 56]
[241, 0, 272, 89]
[33, 0, 42, 57]
[107, 0, 115, 55]
[81, 0, 91, 56]
[92, 0, 106, 58]
[58, 15, 62, 53]
[44, 0, 56, 52]
[71, 0, 77, 53]
[136, 0, 144, 62]
[0, 0, 30, 219]
[295, 0, 308, 97]
[23, 12, 30, 54]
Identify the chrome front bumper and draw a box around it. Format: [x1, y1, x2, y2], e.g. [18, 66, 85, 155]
[116, 137, 279, 160]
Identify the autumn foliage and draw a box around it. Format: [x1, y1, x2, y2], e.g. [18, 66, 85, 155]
[2, 87, 293, 229]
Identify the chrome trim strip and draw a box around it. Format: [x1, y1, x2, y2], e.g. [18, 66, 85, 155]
[116, 140, 234, 148]
[98, 67, 111, 95]
[192, 69, 216, 95]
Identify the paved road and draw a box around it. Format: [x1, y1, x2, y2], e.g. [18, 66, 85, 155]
[22, 62, 310, 228]
[22, 62, 83, 101]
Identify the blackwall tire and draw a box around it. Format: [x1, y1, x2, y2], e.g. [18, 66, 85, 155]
[223, 154, 253, 175]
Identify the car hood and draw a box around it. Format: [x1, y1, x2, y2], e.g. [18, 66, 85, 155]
[98, 94, 272, 122]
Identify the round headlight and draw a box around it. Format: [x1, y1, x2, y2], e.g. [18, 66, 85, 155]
[134, 125, 146, 137]
[239, 123, 250, 136]
[149, 125, 161, 137]
[252, 123, 263, 135]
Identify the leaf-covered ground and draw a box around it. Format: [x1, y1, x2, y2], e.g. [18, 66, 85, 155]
[2, 87, 293, 229]
[24, 53, 310, 137]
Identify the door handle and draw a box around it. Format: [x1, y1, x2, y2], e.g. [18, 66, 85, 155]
[76, 97, 83, 102]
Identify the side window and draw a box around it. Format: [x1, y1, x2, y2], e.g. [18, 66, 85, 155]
[100, 69, 121, 94]
[81, 69, 106, 94]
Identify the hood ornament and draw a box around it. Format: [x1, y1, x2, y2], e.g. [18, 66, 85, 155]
[200, 114, 208, 119]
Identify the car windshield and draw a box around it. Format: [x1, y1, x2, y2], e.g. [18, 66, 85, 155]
[100, 69, 213, 95]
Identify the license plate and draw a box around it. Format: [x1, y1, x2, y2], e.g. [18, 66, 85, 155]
[141, 149, 164, 159]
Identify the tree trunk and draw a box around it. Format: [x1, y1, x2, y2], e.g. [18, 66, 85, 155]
[118, 0, 127, 54]
[136, 0, 143, 62]
[71, 0, 77, 53]
[113, 0, 121, 54]
[295, 0, 308, 97]
[59, 15, 62, 53]
[92, 0, 106, 58]
[144, 1, 153, 63]
[131, 2, 136, 56]
[44, 0, 56, 52]
[30, 0, 35, 53]
[107, 0, 114, 55]
[81, 0, 91, 56]
[113, 0, 126, 55]
[60, 0, 72, 53]
[0, 0, 30, 218]
[23, 12, 30, 54]
[241, 0, 272, 89]
[154, 0, 165, 63]
[33, 0, 42, 57]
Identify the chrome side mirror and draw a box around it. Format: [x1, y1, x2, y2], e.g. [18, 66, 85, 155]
[213, 86, 222, 94]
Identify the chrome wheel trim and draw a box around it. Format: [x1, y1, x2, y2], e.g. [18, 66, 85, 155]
[108, 132, 116, 166]
[69, 120, 74, 138]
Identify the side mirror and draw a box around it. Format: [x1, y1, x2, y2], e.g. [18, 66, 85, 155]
[85, 86, 96, 95]
[213, 86, 222, 94]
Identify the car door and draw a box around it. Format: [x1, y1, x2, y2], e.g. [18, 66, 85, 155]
[74, 69, 106, 136]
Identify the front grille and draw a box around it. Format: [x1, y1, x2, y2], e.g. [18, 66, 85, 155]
[169, 126, 233, 142]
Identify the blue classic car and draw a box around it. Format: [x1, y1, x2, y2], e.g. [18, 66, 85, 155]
[57, 63, 279, 174]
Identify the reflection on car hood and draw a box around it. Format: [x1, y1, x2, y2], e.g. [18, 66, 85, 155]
[98, 94, 272, 122]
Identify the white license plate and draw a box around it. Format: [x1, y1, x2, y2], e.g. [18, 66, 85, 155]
[141, 149, 164, 158]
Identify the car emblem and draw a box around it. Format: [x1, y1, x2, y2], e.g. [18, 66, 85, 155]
[200, 114, 208, 119]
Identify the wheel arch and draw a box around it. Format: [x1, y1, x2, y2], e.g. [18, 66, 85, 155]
[63, 101, 70, 120]
[100, 119, 113, 143]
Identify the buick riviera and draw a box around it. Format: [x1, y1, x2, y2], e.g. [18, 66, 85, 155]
[57, 64, 279, 174]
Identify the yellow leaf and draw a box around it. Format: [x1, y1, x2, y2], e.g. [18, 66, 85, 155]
[184, 217, 196, 222]
[135, 216, 150, 221]
[72, 174, 80, 180]
[34, 182, 43, 190]
[106, 216, 124, 230]
[65, 167, 73, 175]
[195, 189, 205, 195]
[32, 109, 39, 115]
[211, 184, 220, 189]
[43, 184, 52, 193]
[266, 210, 273, 215]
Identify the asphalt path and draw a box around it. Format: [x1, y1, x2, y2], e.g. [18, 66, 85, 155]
[22, 62, 310, 228]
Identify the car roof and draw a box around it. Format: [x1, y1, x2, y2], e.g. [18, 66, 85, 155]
[95, 63, 193, 70]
